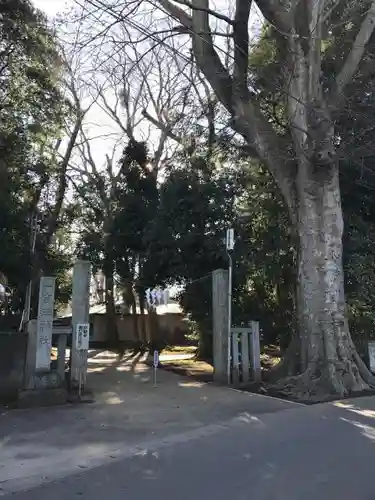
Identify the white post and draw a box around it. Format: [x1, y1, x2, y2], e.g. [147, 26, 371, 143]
[153, 350, 159, 388]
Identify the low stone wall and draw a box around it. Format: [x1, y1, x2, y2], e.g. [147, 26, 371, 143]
[90, 312, 189, 345]
[0, 332, 27, 401]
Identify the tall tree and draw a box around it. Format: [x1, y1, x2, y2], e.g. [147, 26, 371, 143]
[68, 0, 375, 397]
[248, 19, 375, 360]
[70, 35, 201, 346]
[0, 0, 77, 315]
[117, 0, 375, 398]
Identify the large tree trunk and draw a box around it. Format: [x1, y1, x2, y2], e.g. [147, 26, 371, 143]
[129, 286, 140, 343]
[147, 0, 375, 399]
[138, 290, 148, 344]
[102, 216, 119, 348]
[45, 117, 83, 247]
[103, 239, 119, 348]
[104, 259, 118, 348]
[279, 162, 375, 399]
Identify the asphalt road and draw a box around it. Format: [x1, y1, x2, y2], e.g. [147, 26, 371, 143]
[6, 399, 375, 500]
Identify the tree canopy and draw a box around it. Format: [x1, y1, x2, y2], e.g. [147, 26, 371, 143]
[0, 0, 73, 315]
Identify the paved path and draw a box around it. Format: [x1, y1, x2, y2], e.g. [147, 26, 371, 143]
[0, 352, 296, 496]
[4, 396, 375, 499]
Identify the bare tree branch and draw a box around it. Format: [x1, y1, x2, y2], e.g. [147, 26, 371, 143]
[308, 0, 325, 101]
[142, 109, 183, 143]
[189, 1, 234, 111]
[45, 53, 100, 244]
[157, 0, 193, 29]
[233, 0, 253, 96]
[173, 0, 234, 24]
[255, 0, 292, 35]
[333, 0, 375, 103]
[187, 0, 296, 212]
[45, 113, 83, 244]
[322, 0, 341, 23]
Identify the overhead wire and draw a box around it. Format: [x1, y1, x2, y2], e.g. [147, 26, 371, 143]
[70, 0, 375, 194]
[113, 271, 213, 292]
[77, 0, 374, 83]
[74, 0, 270, 76]
[72, 0, 375, 166]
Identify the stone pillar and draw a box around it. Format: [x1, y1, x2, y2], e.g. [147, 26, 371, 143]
[35, 277, 56, 372]
[212, 269, 229, 383]
[24, 320, 37, 389]
[70, 260, 91, 387]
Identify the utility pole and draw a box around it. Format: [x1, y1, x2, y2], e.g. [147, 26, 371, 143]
[226, 228, 235, 385]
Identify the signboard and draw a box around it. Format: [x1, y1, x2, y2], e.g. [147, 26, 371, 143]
[36, 277, 56, 371]
[226, 228, 235, 251]
[369, 341, 375, 373]
[153, 350, 159, 368]
[76, 323, 90, 351]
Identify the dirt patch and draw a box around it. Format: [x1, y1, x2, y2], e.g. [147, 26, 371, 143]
[157, 346, 280, 392]
[158, 357, 298, 401]
[159, 358, 213, 383]
[158, 354, 375, 405]
[156, 345, 375, 404]
[161, 346, 198, 357]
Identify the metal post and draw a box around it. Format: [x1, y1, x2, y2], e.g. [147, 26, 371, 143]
[225, 228, 235, 386]
[227, 253, 233, 385]
[153, 350, 159, 388]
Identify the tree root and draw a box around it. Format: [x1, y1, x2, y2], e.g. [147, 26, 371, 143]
[353, 350, 375, 386]
[271, 355, 375, 402]
[268, 335, 300, 382]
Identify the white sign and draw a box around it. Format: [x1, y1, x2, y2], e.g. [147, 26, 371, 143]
[36, 277, 56, 371]
[369, 342, 375, 373]
[76, 323, 90, 351]
[226, 228, 235, 251]
[153, 350, 159, 368]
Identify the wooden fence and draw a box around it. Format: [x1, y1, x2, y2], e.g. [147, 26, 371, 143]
[230, 321, 261, 386]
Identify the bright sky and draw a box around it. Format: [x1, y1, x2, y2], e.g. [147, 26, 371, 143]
[32, 0, 72, 16]
[32, 0, 185, 177]
[31, 0, 263, 171]
[32, 0, 127, 171]
[30, 0, 251, 296]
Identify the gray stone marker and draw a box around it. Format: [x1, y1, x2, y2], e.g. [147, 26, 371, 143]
[36, 277, 56, 372]
[70, 260, 91, 388]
